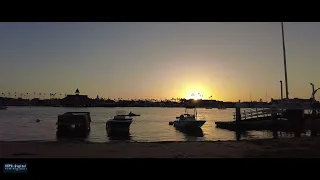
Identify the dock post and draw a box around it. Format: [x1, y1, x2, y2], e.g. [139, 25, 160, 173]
[311, 105, 318, 137]
[235, 101, 242, 136]
[271, 104, 278, 138]
[236, 107, 241, 122]
[235, 105, 241, 141]
[235, 130, 241, 141]
[287, 108, 304, 138]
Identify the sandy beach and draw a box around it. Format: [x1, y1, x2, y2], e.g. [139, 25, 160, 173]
[1, 137, 320, 158]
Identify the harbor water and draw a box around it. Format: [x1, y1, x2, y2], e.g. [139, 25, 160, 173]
[0, 106, 283, 142]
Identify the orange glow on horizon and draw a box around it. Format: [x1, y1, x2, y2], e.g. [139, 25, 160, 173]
[187, 92, 202, 100]
[175, 81, 218, 100]
[182, 86, 216, 100]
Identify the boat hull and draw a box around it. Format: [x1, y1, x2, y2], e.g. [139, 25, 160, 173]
[173, 120, 206, 129]
[128, 114, 140, 117]
[56, 112, 91, 130]
[106, 120, 132, 134]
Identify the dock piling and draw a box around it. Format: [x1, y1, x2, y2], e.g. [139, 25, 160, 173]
[244, 110, 246, 120]
[286, 109, 304, 137]
[236, 107, 241, 122]
[271, 104, 278, 138]
[311, 104, 318, 137]
[271, 105, 277, 124]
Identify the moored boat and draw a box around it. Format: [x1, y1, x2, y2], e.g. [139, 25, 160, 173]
[170, 106, 206, 129]
[56, 112, 91, 133]
[106, 110, 133, 134]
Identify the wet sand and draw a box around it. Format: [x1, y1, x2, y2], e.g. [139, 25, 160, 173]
[1, 137, 320, 158]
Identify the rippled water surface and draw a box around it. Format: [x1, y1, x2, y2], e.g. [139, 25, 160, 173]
[0, 107, 277, 142]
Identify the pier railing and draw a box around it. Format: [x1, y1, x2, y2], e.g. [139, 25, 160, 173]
[232, 106, 319, 121]
[233, 108, 284, 121]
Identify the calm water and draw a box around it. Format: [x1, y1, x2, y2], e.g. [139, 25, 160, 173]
[0, 107, 279, 142]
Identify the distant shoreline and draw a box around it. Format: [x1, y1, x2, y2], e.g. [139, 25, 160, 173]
[2, 96, 284, 108]
[3, 105, 232, 108]
[1, 137, 320, 158]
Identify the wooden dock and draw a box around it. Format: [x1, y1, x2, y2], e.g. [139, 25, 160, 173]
[215, 103, 320, 136]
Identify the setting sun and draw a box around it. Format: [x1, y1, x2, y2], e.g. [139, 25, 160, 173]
[187, 92, 203, 100]
[180, 84, 214, 100]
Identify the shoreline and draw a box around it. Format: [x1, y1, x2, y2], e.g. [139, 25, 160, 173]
[3, 105, 233, 108]
[2, 137, 320, 158]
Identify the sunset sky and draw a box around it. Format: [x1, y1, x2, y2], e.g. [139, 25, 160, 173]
[0, 22, 319, 102]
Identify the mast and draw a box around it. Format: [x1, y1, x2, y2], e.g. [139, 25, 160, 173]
[280, 80, 284, 106]
[266, 92, 268, 102]
[281, 22, 289, 99]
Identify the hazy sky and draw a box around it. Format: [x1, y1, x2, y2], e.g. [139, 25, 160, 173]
[0, 22, 319, 101]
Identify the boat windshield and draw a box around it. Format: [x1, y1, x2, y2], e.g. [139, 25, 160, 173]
[179, 114, 195, 120]
[116, 110, 127, 116]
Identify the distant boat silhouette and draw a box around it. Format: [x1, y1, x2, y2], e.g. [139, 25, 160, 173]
[217, 105, 226, 109]
[0, 106, 8, 110]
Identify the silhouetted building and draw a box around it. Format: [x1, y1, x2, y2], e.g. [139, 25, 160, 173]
[60, 89, 94, 107]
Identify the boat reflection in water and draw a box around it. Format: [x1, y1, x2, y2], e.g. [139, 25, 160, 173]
[235, 130, 249, 141]
[56, 130, 90, 142]
[234, 130, 280, 141]
[107, 131, 132, 141]
[175, 126, 204, 141]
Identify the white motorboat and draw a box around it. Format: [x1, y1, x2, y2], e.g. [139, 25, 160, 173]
[171, 106, 206, 129]
[106, 110, 133, 133]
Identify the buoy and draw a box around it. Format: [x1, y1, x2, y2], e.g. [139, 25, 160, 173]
[169, 121, 174, 125]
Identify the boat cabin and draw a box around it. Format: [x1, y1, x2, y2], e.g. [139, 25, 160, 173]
[113, 110, 132, 120]
[56, 112, 91, 133]
[176, 114, 195, 120]
[176, 106, 198, 120]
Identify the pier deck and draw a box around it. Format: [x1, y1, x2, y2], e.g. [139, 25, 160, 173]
[215, 105, 320, 133]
